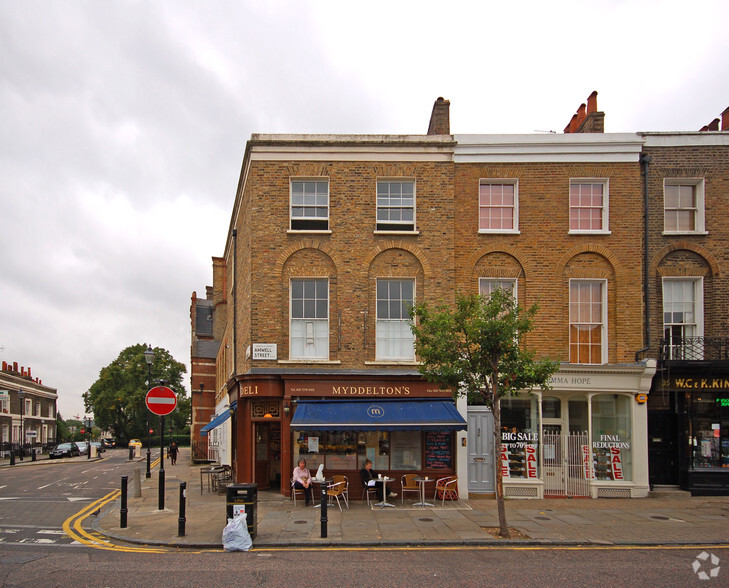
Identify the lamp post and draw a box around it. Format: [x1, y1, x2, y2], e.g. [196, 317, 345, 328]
[87, 415, 92, 459]
[143, 345, 154, 479]
[17, 390, 25, 460]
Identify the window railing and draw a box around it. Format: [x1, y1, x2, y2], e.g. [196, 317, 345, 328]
[660, 337, 729, 362]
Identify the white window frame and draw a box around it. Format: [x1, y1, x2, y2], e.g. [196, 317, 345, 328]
[24, 398, 31, 416]
[375, 179, 416, 233]
[289, 277, 329, 360]
[376, 278, 415, 361]
[568, 179, 610, 235]
[289, 178, 330, 232]
[569, 279, 608, 365]
[479, 278, 517, 301]
[478, 179, 519, 234]
[662, 277, 704, 359]
[663, 178, 706, 235]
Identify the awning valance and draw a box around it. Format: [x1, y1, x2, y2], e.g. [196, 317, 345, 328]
[290, 399, 466, 431]
[200, 403, 235, 436]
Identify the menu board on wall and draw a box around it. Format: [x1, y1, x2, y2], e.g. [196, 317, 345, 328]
[425, 431, 452, 469]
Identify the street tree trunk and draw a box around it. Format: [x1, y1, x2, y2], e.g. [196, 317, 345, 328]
[493, 395, 509, 538]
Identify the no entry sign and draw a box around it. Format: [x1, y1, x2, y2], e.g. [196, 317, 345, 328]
[145, 386, 177, 416]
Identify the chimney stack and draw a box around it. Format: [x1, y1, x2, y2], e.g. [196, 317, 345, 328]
[564, 91, 604, 133]
[707, 118, 720, 131]
[427, 97, 451, 135]
[722, 107, 729, 131]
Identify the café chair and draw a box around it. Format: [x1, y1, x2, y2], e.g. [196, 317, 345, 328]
[400, 474, 419, 504]
[291, 478, 305, 506]
[434, 475, 459, 506]
[361, 482, 377, 505]
[332, 475, 349, 507]
[327, 480, 348, 511]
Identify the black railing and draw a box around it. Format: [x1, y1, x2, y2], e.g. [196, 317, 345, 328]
[660, 337, 729, 362]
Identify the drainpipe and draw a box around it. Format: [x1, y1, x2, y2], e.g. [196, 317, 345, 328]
[635, 154, 652, 362]
[231, 228, 237, 375]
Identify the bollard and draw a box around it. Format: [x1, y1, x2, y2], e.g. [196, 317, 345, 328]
[320, 484, 328, 538]
[131, 467, 142, 498]
[129, 446, 134, 461]
[178, 482, 186, 536]
[120, 476, 128, 528]
[9, 450, 15, 466]
[32, 449, 36, 462]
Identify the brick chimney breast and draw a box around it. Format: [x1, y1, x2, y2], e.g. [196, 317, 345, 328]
[707, 118, 720, 131]
[427, 97, 451, 135]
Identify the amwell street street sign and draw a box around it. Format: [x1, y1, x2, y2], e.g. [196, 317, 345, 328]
[145, 386, 177, 416]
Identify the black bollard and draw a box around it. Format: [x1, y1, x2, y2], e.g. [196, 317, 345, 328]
[178, 482, 186, 536]
[9, 450, 15, 466]
[120, 476, 128, 528]
[320, 483, 328, 538]
[129, 446, 134, 461]
[32, 449, 36, 462]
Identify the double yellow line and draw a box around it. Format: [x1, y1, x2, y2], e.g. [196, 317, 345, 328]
[62, 490, 166, 553]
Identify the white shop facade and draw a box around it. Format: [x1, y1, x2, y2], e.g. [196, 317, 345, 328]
[492, 360, 656, 499]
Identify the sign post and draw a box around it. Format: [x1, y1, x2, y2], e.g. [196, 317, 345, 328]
[146, 386, 177, 510]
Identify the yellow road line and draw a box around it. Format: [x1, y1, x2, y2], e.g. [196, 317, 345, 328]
[63, 491, 167, 553]
[245, 543, 729, 553]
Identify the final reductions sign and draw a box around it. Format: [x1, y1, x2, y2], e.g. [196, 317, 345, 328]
[145, 386, 177, 416]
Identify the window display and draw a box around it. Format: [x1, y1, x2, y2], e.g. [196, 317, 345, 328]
[501, 395, 539, 479]
[689, 392, 728, 468]
[591, 394, 632, 481]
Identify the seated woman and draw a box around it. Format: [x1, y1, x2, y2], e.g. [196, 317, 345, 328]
[293, 458, 313, 506]
[359, 458, 396, 501]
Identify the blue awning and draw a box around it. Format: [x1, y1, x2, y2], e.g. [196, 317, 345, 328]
[200, 408, 232, 436]
[290, 399, 467, 431]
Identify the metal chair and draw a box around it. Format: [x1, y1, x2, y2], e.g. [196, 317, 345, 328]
[332, 475, 349, 508]
[434, 475, 459, 506]
[361, 481, 377, 505]
[401, 473, 419, 504]
[326, 480, 348, 511]
[291, 478, 306, 506]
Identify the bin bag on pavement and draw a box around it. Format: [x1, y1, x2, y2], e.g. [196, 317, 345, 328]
[222, 515, 252, 552]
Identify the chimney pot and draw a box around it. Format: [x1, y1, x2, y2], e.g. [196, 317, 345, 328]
[586, 91, 598, 113]
[13, 361, 18, 372]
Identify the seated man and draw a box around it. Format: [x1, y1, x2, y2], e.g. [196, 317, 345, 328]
[359, 458, 396, 500]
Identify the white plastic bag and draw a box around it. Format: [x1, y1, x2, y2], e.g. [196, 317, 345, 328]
[222, 515, 252, 552]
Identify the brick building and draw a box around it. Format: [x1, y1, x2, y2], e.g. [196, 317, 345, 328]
[192, 93, 665, 499]
[642, 107, 729, 495]
[1, 360, 58, 457]
[454, 93, 655, 498]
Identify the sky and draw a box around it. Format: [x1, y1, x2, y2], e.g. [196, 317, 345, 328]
[1, 0, 728, 420]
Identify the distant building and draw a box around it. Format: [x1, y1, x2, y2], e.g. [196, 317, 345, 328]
[1, 360, 58, 456]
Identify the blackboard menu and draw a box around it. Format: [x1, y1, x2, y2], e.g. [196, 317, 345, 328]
[425, 431, 452, 469]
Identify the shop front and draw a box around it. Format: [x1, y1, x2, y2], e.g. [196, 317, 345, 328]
[493, 361, 655, 499]
[650, 371, 729, 495]
[227, 372, 468, 497]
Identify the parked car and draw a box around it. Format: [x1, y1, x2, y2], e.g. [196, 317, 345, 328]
[90, 441, 105, 453]
[128, 439, 142, 448]
[74, 441, 88, 455]
[49, 442, 80, 459]
[101, 438, 116, 448]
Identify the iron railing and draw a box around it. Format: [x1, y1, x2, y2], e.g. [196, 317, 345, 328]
[659, 337, 729, 362]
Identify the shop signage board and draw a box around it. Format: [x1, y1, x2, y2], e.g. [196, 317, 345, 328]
[145, 386, 177, 416]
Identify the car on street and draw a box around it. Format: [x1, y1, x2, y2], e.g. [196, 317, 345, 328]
[49, 442, 81, 459]
[128, 438, 142, 448]
[101, 438, 116, 448]
[74, 441, 88, 455]
[90, 441, 105, 453]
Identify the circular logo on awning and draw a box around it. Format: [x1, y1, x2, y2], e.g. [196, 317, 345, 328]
[367, 405, 385, 418]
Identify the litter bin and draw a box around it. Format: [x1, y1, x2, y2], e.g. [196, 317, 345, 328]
[225, 483, 257, 539]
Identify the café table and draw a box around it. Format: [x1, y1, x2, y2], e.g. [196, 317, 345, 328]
[311, 478, 332, 508]
[374, 476, 396, 508]
[200, 465, 225, 494]
[413, 476, 435, 507]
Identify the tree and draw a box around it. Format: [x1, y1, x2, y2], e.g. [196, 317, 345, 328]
[410, 289, 559, 537]
[83, 344, 188, 443]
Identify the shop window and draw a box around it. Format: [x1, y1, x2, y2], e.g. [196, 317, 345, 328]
[324, 431, 357, 470]
[690, 392, 728, 469]
[294, 431, 325, 473]
[390, 431, 422, 470]
[591, 395, 632, 481]
[542, 396, 561, 419]
[358, 431, 390, 471]
[500, 395, 540, 479]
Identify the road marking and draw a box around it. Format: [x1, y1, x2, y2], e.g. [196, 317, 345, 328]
[62, 491, 166, 553]
[243, 544, 729, 553]
[37, 483, 54, 489]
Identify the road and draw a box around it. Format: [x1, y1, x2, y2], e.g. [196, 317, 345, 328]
[1, 453, 726, 586]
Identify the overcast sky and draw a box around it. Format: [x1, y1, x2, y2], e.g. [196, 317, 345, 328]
[1, 0, 728, 420]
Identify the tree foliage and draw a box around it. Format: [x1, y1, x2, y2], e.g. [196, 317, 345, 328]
[410, 289, 559, 537]
[83, 344, 188, 443]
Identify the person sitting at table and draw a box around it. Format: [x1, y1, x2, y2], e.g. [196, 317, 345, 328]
[293, 458, 313, 506]
[359, 458, 396, 500]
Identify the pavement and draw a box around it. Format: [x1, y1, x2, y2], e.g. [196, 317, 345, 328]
[4, 448, 729, 549]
